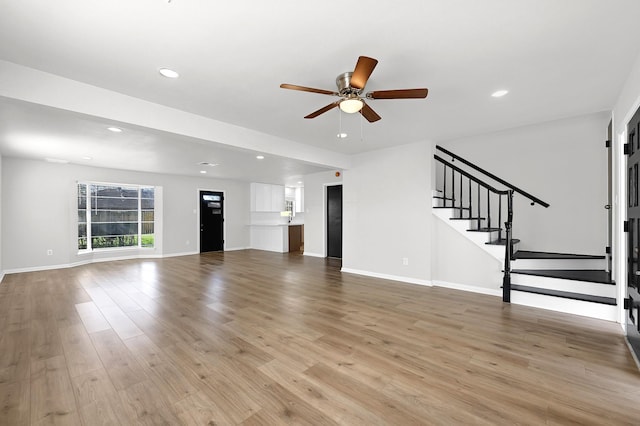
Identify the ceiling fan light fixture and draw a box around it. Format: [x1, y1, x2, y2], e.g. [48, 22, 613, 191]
[339, 98, 364, 114]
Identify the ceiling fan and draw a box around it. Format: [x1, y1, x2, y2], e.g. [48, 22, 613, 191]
[280, 56, 428, 123]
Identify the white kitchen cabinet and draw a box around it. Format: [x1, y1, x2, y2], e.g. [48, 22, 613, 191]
[251, 183, 285, 212]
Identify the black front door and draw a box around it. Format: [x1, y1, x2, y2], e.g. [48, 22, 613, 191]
[200, 191, 224, 252]
[327, 185, 342, 258]
[626, 107, 640, 358]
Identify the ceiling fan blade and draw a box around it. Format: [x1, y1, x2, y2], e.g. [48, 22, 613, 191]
[304, 101, 340, 119]
[350, 56, 378, 90]
[280, 83, 338, 96]
[367, 88, 429, 99]
[360, 102, 382, 123]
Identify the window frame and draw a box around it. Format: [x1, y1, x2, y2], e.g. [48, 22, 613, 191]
[77, 181, 155, 252]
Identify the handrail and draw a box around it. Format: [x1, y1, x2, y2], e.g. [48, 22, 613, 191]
[434, 155, 508, 195]
[435, 145, 550, 208]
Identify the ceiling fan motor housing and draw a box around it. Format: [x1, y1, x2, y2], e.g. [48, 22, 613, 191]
[335, 72, 362, 96]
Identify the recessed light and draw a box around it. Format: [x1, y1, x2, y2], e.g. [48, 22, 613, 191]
[297, 181, 303, 184]
[159, 68, 179, 79]
[491, 90, 509, 98]
[200, 170, 207, 174]
[337, 133, 348, 139]
[107, 126, 122, 133]
[82, 156, 92, 160]
[256, 155, 265, 160]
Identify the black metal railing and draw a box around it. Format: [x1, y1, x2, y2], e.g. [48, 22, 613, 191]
[435, 145, 549, 208]
[434, 147, 546, 303]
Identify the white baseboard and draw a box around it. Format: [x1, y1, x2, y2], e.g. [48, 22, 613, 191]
[224, 246, 249, 252]
[340, 267, 432, 287]
[160, 250, 199, 258]
[3, 250, 201, 275]
[432, 280, 502, 297]
[303, 252, 325, 258]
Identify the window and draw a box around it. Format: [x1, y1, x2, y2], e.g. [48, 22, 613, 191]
[78, 182, 155, 251]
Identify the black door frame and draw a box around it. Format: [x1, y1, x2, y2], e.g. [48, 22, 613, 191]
[198, 188, 225, 253]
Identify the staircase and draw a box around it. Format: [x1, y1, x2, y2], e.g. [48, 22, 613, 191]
[433, 146, 617, 321]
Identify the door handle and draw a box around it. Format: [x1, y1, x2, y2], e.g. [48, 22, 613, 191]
[604, 205, 611, 209]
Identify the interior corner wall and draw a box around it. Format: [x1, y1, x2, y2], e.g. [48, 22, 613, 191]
[1, 157, 250, 271]
[341, 141, 431, 283]
[302, 169, 342, 257]
[439, 112, 610, 255]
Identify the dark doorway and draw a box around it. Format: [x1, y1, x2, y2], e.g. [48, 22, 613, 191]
[327, 185, 342, 258]
[626, 107, 640, 359]
[200, 190, 224, 253]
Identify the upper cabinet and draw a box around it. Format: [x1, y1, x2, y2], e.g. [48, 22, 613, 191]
[250, 183, 285, 212]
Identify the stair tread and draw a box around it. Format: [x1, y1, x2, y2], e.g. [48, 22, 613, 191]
[511, 269, 614, 285]
[514, 250, 605, 260]
[510, 284, 616, 305]
[433, 206, 471, 210]
[468, 227, 502, 232]
[449, 217, 485, 221]
[486, 238, 520, 245]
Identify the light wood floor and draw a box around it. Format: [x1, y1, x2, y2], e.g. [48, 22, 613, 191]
[1, 250, 640, 425]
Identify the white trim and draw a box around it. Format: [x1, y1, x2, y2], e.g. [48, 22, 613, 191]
[432, 280, 502, 297]
[0, 272, 5, 283]
[341, 267, 432, 287]
[3, 251, 199, 275]
[224, 246, 249, 252]
[303, 252, 325, 258]
[160, 250, 199, 258]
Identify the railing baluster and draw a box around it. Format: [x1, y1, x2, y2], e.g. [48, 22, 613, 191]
[451, 167, 456, 209]
[477, 184, 481, 230]
[487, 188, 491, 229]
[459, 171, 463, 216]
[443, 164, 447, 207]
[468, 178, 472, 219]
[498, 195, 503, 241]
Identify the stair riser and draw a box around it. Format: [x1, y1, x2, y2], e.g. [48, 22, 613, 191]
[511, 259, 606, 270]
[510, 274, 616, 298]
[510, 291, 617, 322]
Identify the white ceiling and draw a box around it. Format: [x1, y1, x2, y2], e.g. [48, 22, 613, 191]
[1, 0, 639, 185]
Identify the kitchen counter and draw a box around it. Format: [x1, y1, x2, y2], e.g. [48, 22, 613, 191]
[249, 223, 304, 253]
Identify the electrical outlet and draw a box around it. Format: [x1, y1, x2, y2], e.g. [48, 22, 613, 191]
[47, 249, 53, 256]
[402, 257, 409, 266]
[186, 240, 190, 246]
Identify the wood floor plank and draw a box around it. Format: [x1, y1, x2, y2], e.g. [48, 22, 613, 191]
[59, 324, 104, 378]
[30, 356, 79, 425]
[89, 329, 147, 391]
[0, 379, 30, 426]
[74, 302, 111, 334]
[1, 250, 640, 425]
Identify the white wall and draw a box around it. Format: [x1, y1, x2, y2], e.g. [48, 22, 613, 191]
[439, 112, 610, 255]
[432, 217, 502, 293]
[303, 170, 342, 257]
[342, 142, 432, 285]
[1, 157, 249, 271]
